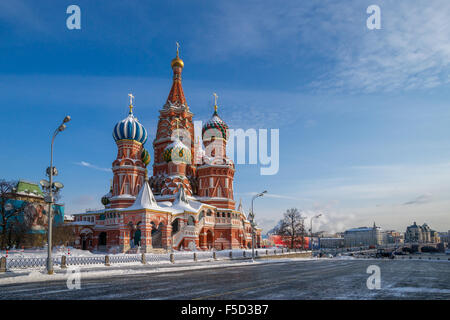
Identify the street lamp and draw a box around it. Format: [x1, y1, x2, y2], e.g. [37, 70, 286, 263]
[310, 213, 322, 251]
[249, 190, 267, 262]
[45, 115, 71, 274]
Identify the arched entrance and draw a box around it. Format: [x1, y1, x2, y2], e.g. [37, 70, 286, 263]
[98, 232, 107, 251]
[135, 222, 142, 247]
[80, 228, 93, 251]
[172, 218, 180, 234]
[151, 222, 163, 248]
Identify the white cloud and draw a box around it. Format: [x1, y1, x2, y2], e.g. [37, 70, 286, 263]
[74, 161, 111, 173]
[321, 1, 450, 92]
[403, 193, 433, 206]
[194, 0, 450, 93]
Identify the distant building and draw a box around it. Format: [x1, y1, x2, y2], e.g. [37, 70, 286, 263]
[405, 222, 438, 243]
[319, 237, 344, 249]
[385, 230, 404, 244]
[344, 223, 386, 247]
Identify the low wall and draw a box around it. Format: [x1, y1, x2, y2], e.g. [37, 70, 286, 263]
[257, 251, 312, 260]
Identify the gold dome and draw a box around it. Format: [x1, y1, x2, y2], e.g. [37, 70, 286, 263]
[171, 56, 184, 69]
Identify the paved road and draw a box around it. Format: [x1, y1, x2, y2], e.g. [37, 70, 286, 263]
[0, 259, 449, 299]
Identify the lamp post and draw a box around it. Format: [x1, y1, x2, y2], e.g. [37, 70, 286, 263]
[249, 190, 267, 262]
[310, 213, 322, 251]
[45, 116, 70, 275]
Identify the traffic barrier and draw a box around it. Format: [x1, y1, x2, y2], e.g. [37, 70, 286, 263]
[61, 255, 67, 269]
[0, 257, 6, 272]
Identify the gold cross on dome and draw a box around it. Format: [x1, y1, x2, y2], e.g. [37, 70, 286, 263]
[176, 42, 180, 56]
[213, 92, 218, 112]
[175, 118, 181, 139]
[128, 93, 135, 105]
[128, 93, 135, 113]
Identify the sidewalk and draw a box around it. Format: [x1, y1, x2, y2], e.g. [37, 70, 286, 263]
[0, 254, 314, 285]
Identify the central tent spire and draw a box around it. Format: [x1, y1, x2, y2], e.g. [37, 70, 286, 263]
[167, 41, 187, 107]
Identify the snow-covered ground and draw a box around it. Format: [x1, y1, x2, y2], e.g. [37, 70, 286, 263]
[2, 246, 100, 258]
[1, 246, 283, 258]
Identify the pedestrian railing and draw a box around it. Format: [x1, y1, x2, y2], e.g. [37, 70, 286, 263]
[6, 257, 47, 269]
[109, 254, 141, 264]
[0, 248, 311, 272]
[66, 256, 104, 266]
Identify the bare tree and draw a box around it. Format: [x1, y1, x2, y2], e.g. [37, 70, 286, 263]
[52, 224, 77, 247]
[274, 208, 305, 249]
[0, 180, 28, 249]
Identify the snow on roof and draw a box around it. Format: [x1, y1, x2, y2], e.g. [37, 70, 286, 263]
[237, 198, 245, 215]
[171, 186, 196, 212]
[156, 187, 207, 214]
[127, 180, 166, 211]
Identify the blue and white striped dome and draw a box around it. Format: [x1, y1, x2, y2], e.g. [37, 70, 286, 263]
[113, 110, 148, 144]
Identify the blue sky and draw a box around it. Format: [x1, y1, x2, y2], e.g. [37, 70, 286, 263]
[1, 0, 450, 233]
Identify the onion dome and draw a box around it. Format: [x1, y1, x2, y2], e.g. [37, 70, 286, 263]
[163, 139, 191, 164]
[141, 148, 150, 166]
[101, 195, 110, 206]
[171, 55, 184, 69]
[202, 104, 229, 140]
[101, 185, 112, 206]
[113, 101, 148, 144]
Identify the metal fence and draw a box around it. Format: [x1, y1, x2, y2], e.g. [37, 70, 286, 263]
[1, 248, 308, 271]
[66, 256, 104, 266]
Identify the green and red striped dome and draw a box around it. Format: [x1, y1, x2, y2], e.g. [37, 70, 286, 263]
[202, 109, 229, 140]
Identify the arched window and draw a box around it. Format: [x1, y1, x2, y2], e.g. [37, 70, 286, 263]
[199, 211, 205, 221]
[172, 218, 180, 234]
[187, 216, 195, 226]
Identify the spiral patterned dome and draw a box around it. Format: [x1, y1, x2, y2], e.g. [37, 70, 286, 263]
[113, 110, 148, 144]
[141, 148, 151, 166]
[202, 108, 229, 140]
[163, 139, 191, 164]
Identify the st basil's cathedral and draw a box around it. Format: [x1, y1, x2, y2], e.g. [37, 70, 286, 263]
[71, 48, 263, 253]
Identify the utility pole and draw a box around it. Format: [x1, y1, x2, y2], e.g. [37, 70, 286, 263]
[249, 190, 267, 262]
[44, 116, 71, 275]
